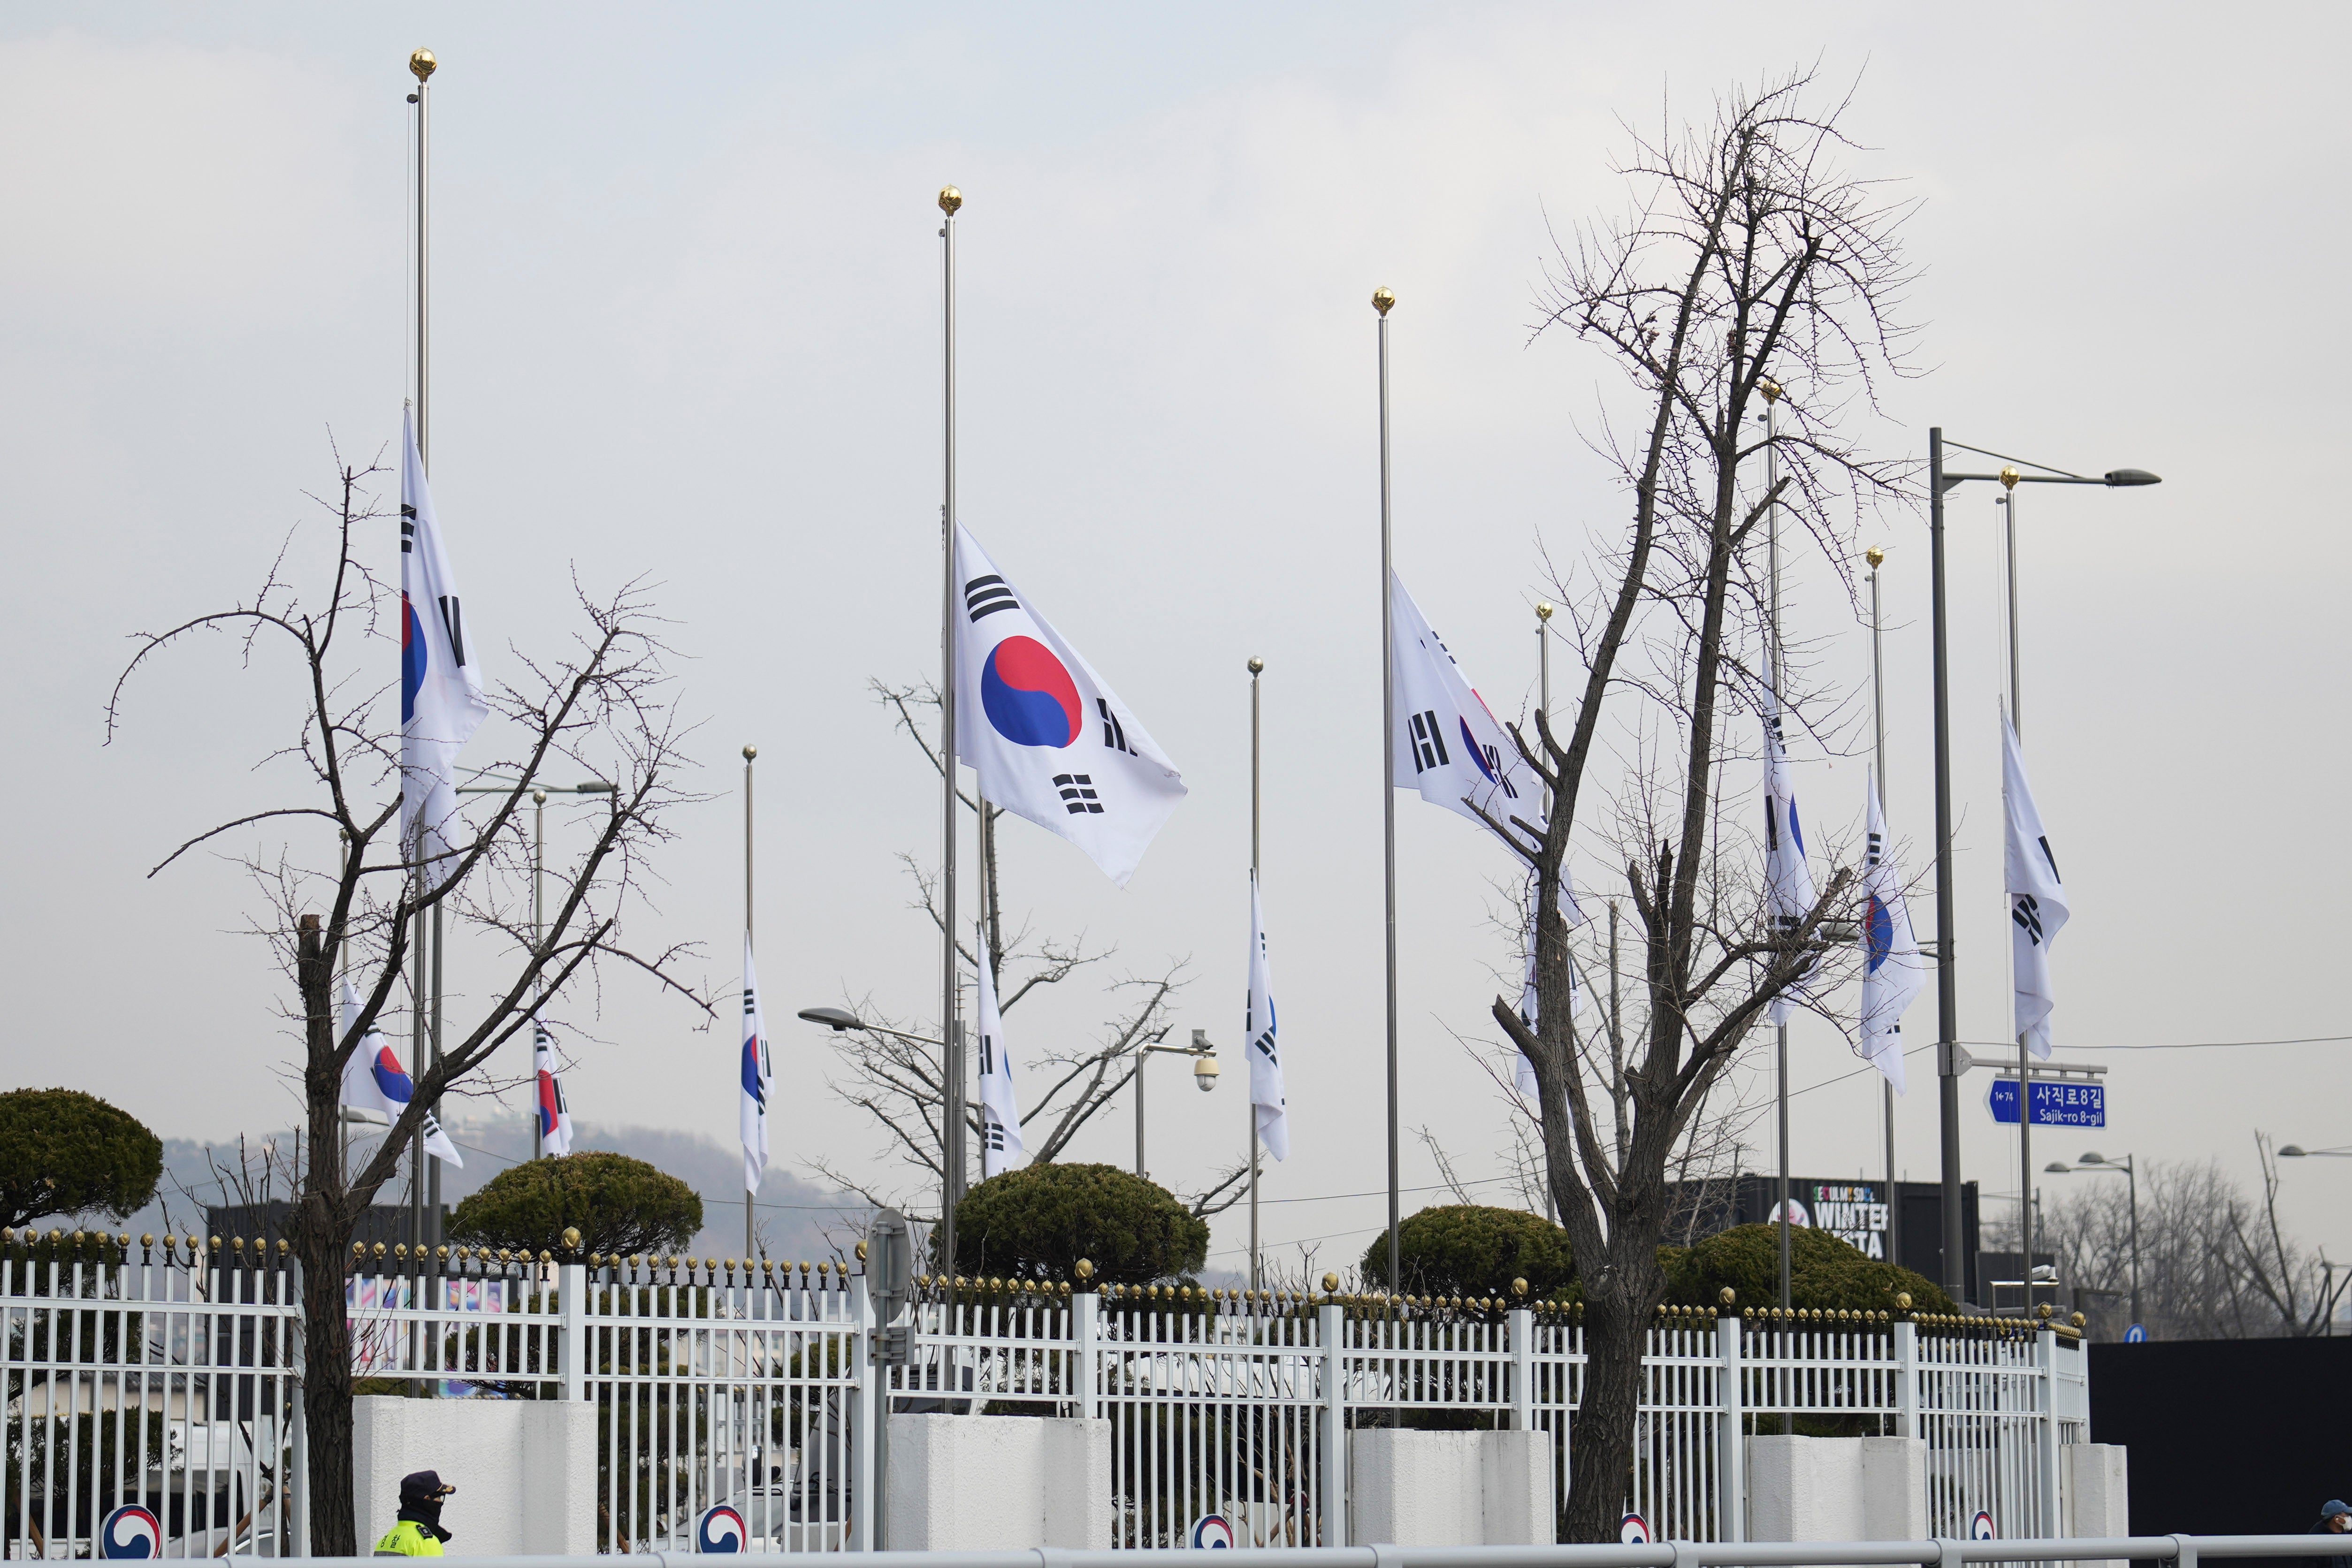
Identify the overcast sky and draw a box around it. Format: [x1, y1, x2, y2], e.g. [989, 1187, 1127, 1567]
[4, 3, 2346, 1277]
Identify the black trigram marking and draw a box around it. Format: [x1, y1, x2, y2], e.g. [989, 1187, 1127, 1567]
[1407, 710, 1450, 772]
[1481, 741, 1521, 799]
[964, 574, 1018, 622]
[1866, 829, 1884, 869]
[400, 503, 417, 553]
[1053, 774, 1103, 814]
[2037, 834, 2062, 883]
[1763, 798, 1780, 853]
[437, 594, 468, 667]
[2013, 894, 2045, 946]
[1251, 1027, 1279, 1072]
[978, 1029, 998, 1078]
[1099, 699, 1134, 755]
[742, 990, 757, 1019]
[982, 1118, 1008, 1156]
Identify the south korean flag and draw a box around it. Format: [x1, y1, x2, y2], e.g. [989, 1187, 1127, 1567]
[1858, 772, 1926, 1092]
[975, 938, 1025, 1178]
[398, 404, 489, 875]
[2003, 713, 2070, 1059]
[1246, 873, 1288, 1162]
[1760, 659, 1817, 1026]
[952, 527, 1186, 888]
[1390, 573, 1536, 844]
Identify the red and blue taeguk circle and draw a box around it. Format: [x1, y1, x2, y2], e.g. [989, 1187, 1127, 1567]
[982, 636, 1083, 748]
[401, 594, 428, 723]
[101, 1505, 161, 1559]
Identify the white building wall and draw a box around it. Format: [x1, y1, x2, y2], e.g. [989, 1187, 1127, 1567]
[351, 1395, 596, 1556]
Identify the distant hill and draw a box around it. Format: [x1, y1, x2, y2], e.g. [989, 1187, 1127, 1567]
[24, 1120, 868, 1265]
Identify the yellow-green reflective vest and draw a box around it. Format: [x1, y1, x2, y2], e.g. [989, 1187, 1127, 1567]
[373, 1520, 444, 1557]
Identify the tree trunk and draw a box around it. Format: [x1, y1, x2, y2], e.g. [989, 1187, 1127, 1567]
[298, 1211, 359, 1556]
[1561, 1214, 1669, 1541]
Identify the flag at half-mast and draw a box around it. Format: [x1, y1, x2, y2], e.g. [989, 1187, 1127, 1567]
[399, 405, 489, 875]
[1390, 573, 1538, 843]
[741, 934, 771, 1192]
[1760, 658, 1817, 1025]
[1514, 867, 1586, 1099]
[975, 942, 1025, 1178]
[952, 526, 1186, 889]
[1246, 874, 1289, 1161]
[533, 1014, 574, 1157]
[1858, 771, 1926, 1091]
[2003, 714, 2070, 1058]
[338, 977, 461, 1165]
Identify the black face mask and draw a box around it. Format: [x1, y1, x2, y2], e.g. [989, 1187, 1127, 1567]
[399, 1496, 449, 1540]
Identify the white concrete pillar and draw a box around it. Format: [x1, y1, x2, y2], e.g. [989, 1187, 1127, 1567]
[2063, 1443, 2131, 1568]
[352, 1395, 596, 1555]
[1349, 1428, 1554, 1545]
[885, 1413, 1111, 1549]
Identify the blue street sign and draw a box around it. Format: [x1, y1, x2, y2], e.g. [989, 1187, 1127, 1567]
[1986, 1077, 2105, 1128]
[2124, 1324, 2147, 1343]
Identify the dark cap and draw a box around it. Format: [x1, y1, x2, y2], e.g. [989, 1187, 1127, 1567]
[400, 1471, 455, 1503]
[2324, 1501, 2350, 1520]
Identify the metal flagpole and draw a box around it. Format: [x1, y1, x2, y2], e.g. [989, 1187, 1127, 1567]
[1373, 286, 1400, 1294]
[2001, 470, 2033, 1310]
[1764, 380, 1792, 1318]
[1868, 548, 1896, 1267]
[745, 745, 757, 1258]
[406, 46, 435, 1261]
[1927, 431, 1967, 1303]
[1535, 601, 1557, 1226]
[939, 185, 966, 1273]
[1248, 654, 1264, 1291]
[532, 788, 545, 1159]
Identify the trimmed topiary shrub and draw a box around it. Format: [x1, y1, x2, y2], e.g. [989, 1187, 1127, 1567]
[1358, 1204, 1575, 1298]
[948, 1163, 1207, 1285]
[0, 1089, 163, 1230]
[1664, 1222, 1955, 1315]
[450, 1150, 703, 1260]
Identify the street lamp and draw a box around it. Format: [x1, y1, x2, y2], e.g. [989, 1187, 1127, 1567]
[796, 1005, 944, 1050]
[458, 776, 618, 1161]
[2045, 1150, 2139, 1329]
[1925, 430, 2159, 1304]
[1134, 1029, 1220, 1181]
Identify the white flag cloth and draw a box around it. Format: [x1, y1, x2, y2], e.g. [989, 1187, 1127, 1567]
[952, 526, 1185, 888]
[338, 977, 460, 1165]
[2003, 715, 2070, 1059]
[1390, 574, 1537, 840]
[1858, 772, 1926, 1093]
[399, 406, 489, 874]
[533, 1013, 574, 1158]
[1761, 668, 1816, 1026]
[1246, 875, 1289, 1162]
[741, 935, 772, 1192]
[1514, 867, 1587, 1099]
[975, 944, 1025, 1178]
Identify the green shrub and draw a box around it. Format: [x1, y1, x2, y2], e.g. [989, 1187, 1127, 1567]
[1358, 1205, 1575, 1298]
[450, 1150, 702, 1260]
[0, 1089, 162, 1231]
[1664, 1222, 1955, 1314]
[948, 1163, 1206, 1285]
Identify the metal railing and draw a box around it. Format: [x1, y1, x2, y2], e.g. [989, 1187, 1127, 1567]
[3, 1237, 2090, 1558]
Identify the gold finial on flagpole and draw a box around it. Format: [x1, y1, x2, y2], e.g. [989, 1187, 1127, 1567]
[1371, 287, 1396, 316]
[1759, 377, 1781, 403]
[1535, 600, 1553, 622]
[1866, 546, 1886, 569]
[1247, 656, 1264, 675]
[939, 185, 963, 215]
[409, 49, 437, 82]
[1999, 465, 2021, 489]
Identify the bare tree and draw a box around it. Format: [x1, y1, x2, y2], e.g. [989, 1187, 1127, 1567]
[810, 683, 1205, 1215]
[2045, 1142, 2352, 1341]
[107, 449, 710, 1555]
[1490, 74, 1916, 1540]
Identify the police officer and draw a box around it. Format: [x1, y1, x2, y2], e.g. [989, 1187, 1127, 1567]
[374, 1470, 455, 1557]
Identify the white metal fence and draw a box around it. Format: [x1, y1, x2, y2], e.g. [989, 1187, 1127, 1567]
[2, 1236, 2089, 1557]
